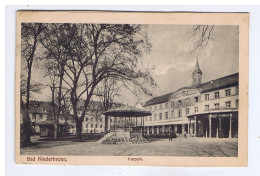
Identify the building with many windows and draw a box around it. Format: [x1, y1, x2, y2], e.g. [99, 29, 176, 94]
[77, 101, 124, 134]
[143, 59, 239, 138]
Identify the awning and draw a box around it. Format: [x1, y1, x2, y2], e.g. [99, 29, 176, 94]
[187, 108, 238, 118]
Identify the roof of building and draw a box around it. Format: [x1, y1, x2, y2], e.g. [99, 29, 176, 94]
[143, 92, 174, 107]
[37, 119, 67, 126]
[196, 73, 238, 93]
[77, 99, 124, 111]
[143, 73, 239, 107]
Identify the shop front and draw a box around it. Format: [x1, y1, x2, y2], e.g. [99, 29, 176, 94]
[187, 108, 238, 138]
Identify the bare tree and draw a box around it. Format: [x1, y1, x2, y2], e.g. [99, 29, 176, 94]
[21, 23, 45, 144]
[190, 25, 215, 56]
[38, 23, 75, 139]
[55, 24, 156, 139]
[96, 78, 121, 133]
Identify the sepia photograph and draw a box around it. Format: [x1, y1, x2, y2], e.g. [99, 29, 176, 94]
[15, 11, 248, 166]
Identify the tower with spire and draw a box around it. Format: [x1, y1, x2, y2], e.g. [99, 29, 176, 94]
[192, 57, 203, 86]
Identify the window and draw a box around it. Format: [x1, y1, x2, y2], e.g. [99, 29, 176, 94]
[205, 94, 209, 100]
[171, 110, 174, 118]
[171, 101, 174, 108]
[186, 108, 189, 115]
[85, 118, 88, 121]
[149, 116, 152, 121]
[165, 112, 168, 119]
[154, 114, 157, 121]
[225, 89, 231, 96]
[95, 124, 98, 128]
[91, 124, 93, 128]
[159, 113, 162, 120]
[154, 106, 157, 111]
[225, 101, 231, 108]
[154, 127, 157, 134]
[159, 126, 162, 133]
[149, 107, 152, 111]
[214, 103, 220, 109]
[91, 118, 93, 122]
[159, 105, 163, 110]
[100, 124, 102, 128]
[178, 109, 182, 117]
[194, 106, 198, 113]
[178, 100, 182, 107]
[236, 99, 239, 109]
[236, 87, 239, 95]
[100, 118, 102, 122]
[165, 103, 169, 109]
[86, 124, 88, 128]
[214, 92, 219, 99]
[149, 127, 152, 133]
[194, 96, 199, 102]
[205, 105, 209, 111]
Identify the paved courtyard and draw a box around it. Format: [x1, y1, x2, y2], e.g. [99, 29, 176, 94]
[21, 137, 238, 157]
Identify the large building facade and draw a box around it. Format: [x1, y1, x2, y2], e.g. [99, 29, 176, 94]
[143, 59, 239, 138]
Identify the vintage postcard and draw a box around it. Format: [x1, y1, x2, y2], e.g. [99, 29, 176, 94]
[15, 11, 249, 166]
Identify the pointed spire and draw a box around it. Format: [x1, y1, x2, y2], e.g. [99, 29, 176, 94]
[193, 56, 202, 75]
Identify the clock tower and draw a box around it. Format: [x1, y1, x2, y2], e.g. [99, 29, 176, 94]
[192, 57, 202, 86]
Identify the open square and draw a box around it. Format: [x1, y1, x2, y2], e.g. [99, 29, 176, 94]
[21, 136, 238, 157]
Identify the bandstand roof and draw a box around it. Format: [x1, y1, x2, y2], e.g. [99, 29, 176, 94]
[103, 105, 152, 117]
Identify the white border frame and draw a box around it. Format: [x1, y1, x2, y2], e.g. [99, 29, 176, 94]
[5, 5, 260, 176]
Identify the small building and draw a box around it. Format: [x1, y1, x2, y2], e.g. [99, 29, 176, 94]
[20, 100, 71, 137]
[37, 119, 67, 137]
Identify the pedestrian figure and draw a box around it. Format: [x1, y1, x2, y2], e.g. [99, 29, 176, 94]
[184, 131, 187, 139]
[169, 131, 173, 141]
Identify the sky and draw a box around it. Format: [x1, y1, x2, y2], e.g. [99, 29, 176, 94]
[118, 25, 239, 105]
[30, 24, 239, 106]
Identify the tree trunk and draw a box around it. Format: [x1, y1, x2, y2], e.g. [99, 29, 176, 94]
[76, 119, 82, 139]
[51, 84, 58, 140]
[53, 118, 58, 139]
[23, 108, 32, 145]
[23, 62, 33, 145]
[104, 115, 108, 133]
[55, 73, 64, 139]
